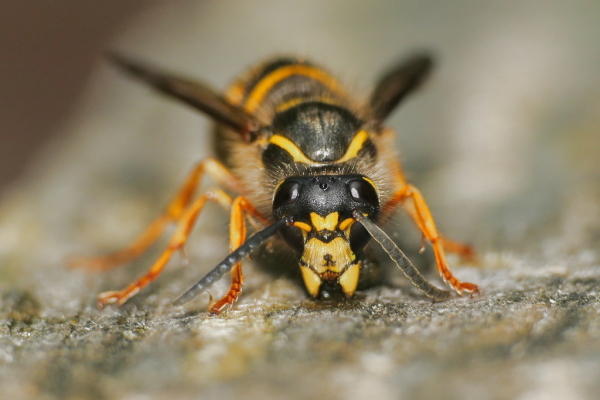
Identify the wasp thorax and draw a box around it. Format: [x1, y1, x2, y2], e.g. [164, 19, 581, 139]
[272, 175, 380, 298]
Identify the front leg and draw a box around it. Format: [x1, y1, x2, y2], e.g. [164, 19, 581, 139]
[209, 196, 266, 314]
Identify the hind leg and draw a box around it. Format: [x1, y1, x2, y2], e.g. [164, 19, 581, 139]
[97, 188, 235, 307]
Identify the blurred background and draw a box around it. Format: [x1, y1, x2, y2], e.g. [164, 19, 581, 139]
[0, 1, 159, 189]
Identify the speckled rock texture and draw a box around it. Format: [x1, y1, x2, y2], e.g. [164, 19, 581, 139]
[1, 2, 599, 399]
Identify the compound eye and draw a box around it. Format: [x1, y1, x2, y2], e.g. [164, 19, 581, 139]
[273, 181, 300, 208]
[348, 179, 379, 206]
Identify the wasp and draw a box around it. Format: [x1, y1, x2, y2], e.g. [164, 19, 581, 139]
[71, 52, 479, 313]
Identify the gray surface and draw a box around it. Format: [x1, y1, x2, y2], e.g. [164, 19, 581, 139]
[1, 1, 599, 399]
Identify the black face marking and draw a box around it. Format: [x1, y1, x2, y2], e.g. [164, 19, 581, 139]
[274, 175, 378, 222]
[323, 254, 335, 267]
[272, 102, 362, 162]
[273, 174, 379, 252]
[315, 229, 339, 243]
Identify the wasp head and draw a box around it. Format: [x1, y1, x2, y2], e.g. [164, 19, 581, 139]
[272, 175, 379, 298]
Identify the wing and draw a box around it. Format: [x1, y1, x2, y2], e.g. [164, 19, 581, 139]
[107, 52, 264, 142]
[369, 53, 434, 124]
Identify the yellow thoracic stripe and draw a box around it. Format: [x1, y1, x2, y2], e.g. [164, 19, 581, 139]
[243, 65, 344, 113]
[268, 130, 370, 164]
[269, 134, 314, 164]
[336, 130, 369, 163]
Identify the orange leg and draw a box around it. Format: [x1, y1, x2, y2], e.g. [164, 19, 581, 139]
[439, 235, 476, 262]
[383, 162, 475, 262]
[97, 188, 234, 307]
[69, 158, 242, 271]
[387, 184, 479, 295]
[209, 196, 264, 314]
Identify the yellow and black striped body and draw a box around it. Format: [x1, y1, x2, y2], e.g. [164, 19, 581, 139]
[217, 57, 402, 209]
[227, 59, 370, 160]
[215, 58, 404, 297]
[82, 52, 479, 310]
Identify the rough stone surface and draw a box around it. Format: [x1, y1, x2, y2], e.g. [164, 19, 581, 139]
[1, 2, 599, 399]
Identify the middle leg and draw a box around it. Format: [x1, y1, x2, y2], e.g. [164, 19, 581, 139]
[70, 158, 242, 271]
[386, 184, 479, 295]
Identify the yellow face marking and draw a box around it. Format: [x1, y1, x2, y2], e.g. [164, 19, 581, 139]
[292, 221, 312, 232]
[301, 237, 355, 275]
[336, 130, 370, 163]
[243, 65, 345, 113]
[310, 212, 339, 231]
[268, 130, 371, 164]
[300, 265, 322, 297]
[269, 134, 315, 164]
[339, 262, 361, 296]
[338, 218, 355, 231]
